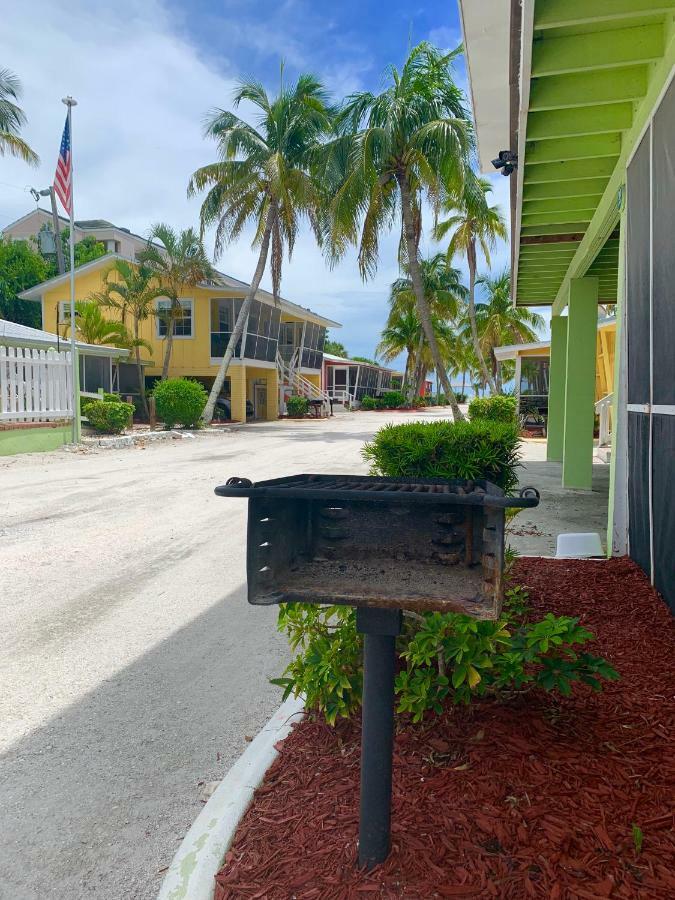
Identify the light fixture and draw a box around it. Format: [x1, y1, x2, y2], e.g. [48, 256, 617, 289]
[491, 150, 517, 177]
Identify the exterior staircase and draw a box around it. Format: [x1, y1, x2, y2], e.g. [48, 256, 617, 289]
[276, 350, 331, 416]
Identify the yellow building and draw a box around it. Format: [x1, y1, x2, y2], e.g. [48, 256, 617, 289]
[19, 255, 340, 422]
[495, 315, 617, 445]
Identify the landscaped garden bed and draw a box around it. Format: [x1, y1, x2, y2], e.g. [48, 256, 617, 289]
[215, 557, 674, 899]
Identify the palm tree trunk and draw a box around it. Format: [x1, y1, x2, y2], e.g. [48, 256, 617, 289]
[202, 206, 276, 424]
[160, 301, 177, 380]
[397, 172, 464, 422]
[134, 318, 150, 419]
[408, 330, 426, 404]
[461, 370, 466, 397]
[466, 240, 496, 394]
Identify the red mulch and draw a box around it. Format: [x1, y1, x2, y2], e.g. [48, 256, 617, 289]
[215, 558, 675, 899]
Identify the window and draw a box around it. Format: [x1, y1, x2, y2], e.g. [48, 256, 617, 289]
[58, 300, 75, 323]
[300, 322, 326, 369]
[156, 298, 193, 338]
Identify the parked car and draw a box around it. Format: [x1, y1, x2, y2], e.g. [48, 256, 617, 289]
[214, 396, 255, 420]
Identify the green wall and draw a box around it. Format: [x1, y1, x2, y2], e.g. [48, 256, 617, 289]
[0, 423, 72, 456]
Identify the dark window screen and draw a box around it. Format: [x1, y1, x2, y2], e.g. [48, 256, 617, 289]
[652, 415, 675, 611]
[627, 412, 651, 578]
[651, 78, 675, 406]
[626, 133, 651, 405]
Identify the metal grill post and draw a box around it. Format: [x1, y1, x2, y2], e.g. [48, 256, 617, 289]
[356, 607, 402, 870]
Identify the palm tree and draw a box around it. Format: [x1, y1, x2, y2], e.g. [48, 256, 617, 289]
[389, 253, 467, 401]
[377, 308, 421, 391]
[188, 73, 332, 423]
[89, 260, 157, 417]
[435, 171, 507, 395]
[473, 270, 544, 392]
[138, 224, 214, 380]
[445, 331, 477, 399]
[69, 301, 130, 347]
[0, 68, 38, 165]
[322, 41, 470, 420]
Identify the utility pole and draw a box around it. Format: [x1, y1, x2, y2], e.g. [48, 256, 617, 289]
[30, 186, 66, 274]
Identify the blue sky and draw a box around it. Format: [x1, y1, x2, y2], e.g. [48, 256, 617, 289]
[1, 0, 538, 362]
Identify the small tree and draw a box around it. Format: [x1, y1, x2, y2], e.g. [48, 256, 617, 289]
[138, 224, 214, 380]
[89, 260, 157, 418]
[0, 237, 48, 327]
[69, 301, 130, 347]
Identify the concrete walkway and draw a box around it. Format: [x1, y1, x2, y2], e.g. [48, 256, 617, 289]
[0, 411, 609, 898]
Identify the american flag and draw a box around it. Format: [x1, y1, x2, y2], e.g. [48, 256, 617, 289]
[54, 114, 72, 215]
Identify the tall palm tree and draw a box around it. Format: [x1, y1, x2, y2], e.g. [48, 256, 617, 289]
[69, 301, 130, 347]
[323, 41, 470, 420]
[138, 224, 214, 380]
[389, 253, 467, 401]
[473, 270, 544, 392]
[435, 171, 507, 395]
[0, 68, 38, 165]
[188, 74, 332, 423]
[89, 260, 157, 417]
[445, 331, 477, 399]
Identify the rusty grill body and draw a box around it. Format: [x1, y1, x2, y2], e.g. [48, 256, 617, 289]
[216, 474, 538, 619]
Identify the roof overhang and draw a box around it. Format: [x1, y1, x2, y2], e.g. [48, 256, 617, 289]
[494, 340, 550, 361]
[458, 0, 512, 173]
[461, 1, 675, 311]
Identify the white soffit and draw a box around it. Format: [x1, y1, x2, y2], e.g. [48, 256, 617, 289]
[458, 0, 511, 174]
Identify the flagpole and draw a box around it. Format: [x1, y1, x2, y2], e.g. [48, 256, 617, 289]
[62, 96, 78, 442]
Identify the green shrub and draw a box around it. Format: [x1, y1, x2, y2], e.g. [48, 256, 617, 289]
[469, 394, 518, 424]
[286, 395, 310, 417]
[362, 418, 521, 493]
[380, 390, 407, 409]
[152, 378, 207, 428]
[84, 399, 134, 434]
[274, 586, 619, 725]
[360, 395, 381, 410]
[80, 391, 120, 416]
[455, 392, 467, 404]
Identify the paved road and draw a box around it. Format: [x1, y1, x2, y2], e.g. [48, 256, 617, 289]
[0, 410, 608, 898]
[0, 409, 452, 899]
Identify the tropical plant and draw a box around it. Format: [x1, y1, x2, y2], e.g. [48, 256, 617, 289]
[84, 399, 134, 434]
[468, 394, 518, 424]
[0, 68, 38, 165]
[88, 260, 157, 418]
[473, 270, 544, 392]
[68, 301, 130, 347]
[324, 334, 349, 357]
[388, 253, 466, 401]
[138, 224, 214, 380]
[435, 171, 507, 394]
[0, 236, 48, 327]
[152, 378, 207, 428]
[188, 73, 333, 423]
[286, 395, 310, 417]
[322, 41, 470, 419]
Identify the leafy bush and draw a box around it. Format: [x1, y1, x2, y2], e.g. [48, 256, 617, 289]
[286, 395, 310, 417]
[455, 392, 467, 404]
[359, 395, 382, 410]
[380, 390, 407, 409]
[80, 391, 120, 416]
[469, 394, 518, 424]
[362, 418, 521, 493]
[152, 378, 207, 428]
[84, 399, 134, 434]
[274, 586, 619, 725]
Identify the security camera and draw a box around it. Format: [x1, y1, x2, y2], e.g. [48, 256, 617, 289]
[491, 150, 517, 176]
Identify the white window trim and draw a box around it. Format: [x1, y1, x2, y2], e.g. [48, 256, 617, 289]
[155, 297, 194, 339]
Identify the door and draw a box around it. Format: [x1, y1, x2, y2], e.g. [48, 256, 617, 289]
[254, 383, 267, 420]
[332, 366, 348, 398]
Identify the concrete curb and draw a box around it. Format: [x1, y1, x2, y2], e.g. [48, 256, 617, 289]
[81, 430, 194, 449]
[157, 694, 305, 900]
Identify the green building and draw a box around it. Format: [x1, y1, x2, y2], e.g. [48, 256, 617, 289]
[459, 0, 675, 611]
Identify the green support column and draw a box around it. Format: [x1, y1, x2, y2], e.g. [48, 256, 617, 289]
[562, 277, 598, 490]
[546, 315, 568, 461]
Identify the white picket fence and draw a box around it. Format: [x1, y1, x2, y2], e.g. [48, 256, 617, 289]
[0, 345, 74, 422]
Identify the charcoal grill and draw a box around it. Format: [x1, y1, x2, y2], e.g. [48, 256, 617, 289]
[216, 473, 538, 620]
[216, 472, 539, 869]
